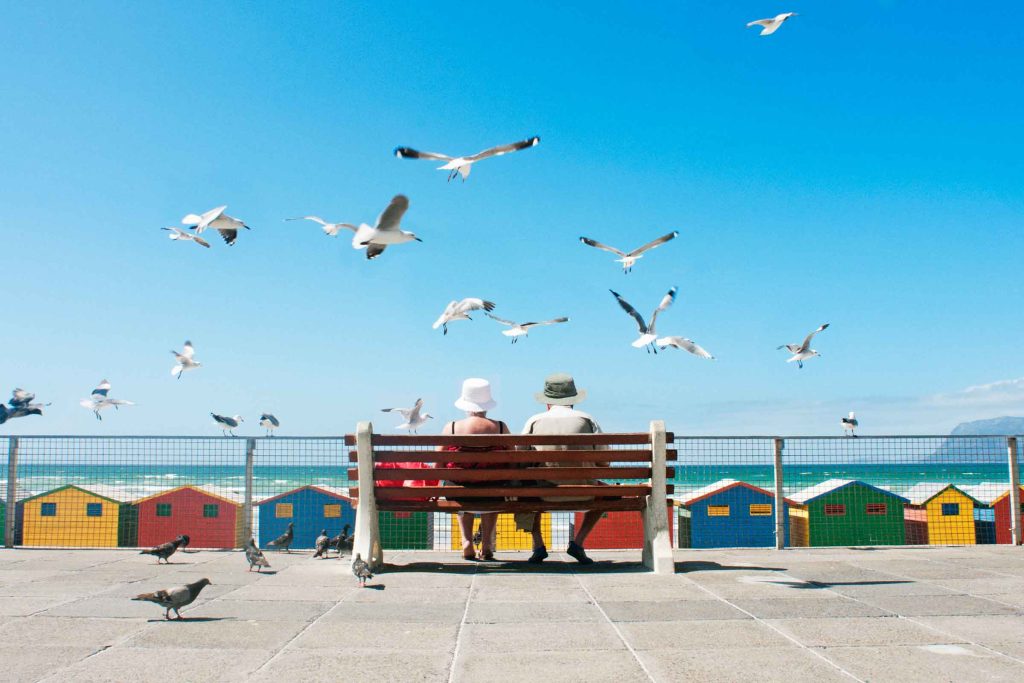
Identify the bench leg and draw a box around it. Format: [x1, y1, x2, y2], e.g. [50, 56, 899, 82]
[641, 496, 674, 574]
[352, 500, 383, 571]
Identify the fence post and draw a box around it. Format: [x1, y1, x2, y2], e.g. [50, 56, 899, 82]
[5, 437, 17, 548]
[352, 422, 382, 570]
[642, 420, 673, 574]
[243, 438, 255, 544]
[773, 437, 785, 550]
[1009, 437, 1022, 546]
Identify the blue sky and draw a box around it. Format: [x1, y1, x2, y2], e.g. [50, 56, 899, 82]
[2, 2, 1022, 437]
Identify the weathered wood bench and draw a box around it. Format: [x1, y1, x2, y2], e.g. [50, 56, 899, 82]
[344, 420, 675, 574]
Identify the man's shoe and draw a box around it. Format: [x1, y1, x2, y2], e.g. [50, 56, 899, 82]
[528, 546, 548, 564]
[566, 541, 594, 565]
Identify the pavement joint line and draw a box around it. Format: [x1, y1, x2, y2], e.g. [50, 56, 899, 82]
[445, 564, 478, 683]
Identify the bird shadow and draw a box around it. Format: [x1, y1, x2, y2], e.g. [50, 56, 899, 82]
[676, 561, 788, 573]
[147, 617, 235, 623]
[250, 570, 279, 575]
[362, 584, 386, 591]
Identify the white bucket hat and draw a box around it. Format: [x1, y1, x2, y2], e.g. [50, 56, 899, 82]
[454, 377, 497, 412]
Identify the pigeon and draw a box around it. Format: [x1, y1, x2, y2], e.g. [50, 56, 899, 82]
[747, 12, 797, 36]
[352, 553, 373, 587]
[140, 534, 190, 563]
[79, 380, 135, 421]
[579, 232, 679, 273]
[0, 388, 48, 424]
[267, 521, 294, 552]
[485, 313, 569, 344]
[656, 336, 715, 360]
[777, 323, 829, 369]
[394, 136, 540, 182]
[171, 341, 201, 379]
[472, 529, 482, 553]
[284, 215, 355, 237]
[245, 537, 271, 572]
[352, 195, 421, 260]
[312, 529, 330, 559]
[259, 413, 280, 437]
[330, 523, 353, 556]
[211, 413, 243, 437]
[381, 399, 433, 434]
[842, 411, 859, 437]
[610, 287, 677, 354]
[432, 298, 496, 335]
[132, 578, 211, 620]
[182, 205, 250, 246]
[162, 227, 211, 249]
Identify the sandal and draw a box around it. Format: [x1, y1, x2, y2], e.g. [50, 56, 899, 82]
[462, 542, 477, 560]
[478, 548, 495, 561]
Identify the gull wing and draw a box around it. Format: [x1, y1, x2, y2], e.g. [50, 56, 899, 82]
[393, 146, 453, 162]
[433, 301, 459, 329]
[216, 228, 239, 246]
[408, 398, 424, 421]
[657, 336, 714, 359]
[459, 298, 496, 313]
[520, 317, 569, 329]
[163, 227, 186, 239]
[609, 290, 648, 334]
[92, 380, 111, 398]
[183, 205, 226, 229]
[799, 323, 830, 352]
[10, 389, 35, 407]
[375, 195, 410, 232]
[747, 18, 773, 28]
[580, 237, 626, 258]
[286, 216, 328, 226]
[182, 341, 195, 360]
[192, 234, 211, 248]
[465, 136, 540, 162]
[648, 287, 678, 331]
[627, 231, 679, 257]
[365, 243, 387, 260]
[485, 312, 518, 327]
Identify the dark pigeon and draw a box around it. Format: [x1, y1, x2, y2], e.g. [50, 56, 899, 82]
[1, 388, 48, 424]
[132, 578, 211, 620]
[352, 553, 373, 587]
[329, 524, 352, 557]
[267, 522, 294, 552]
[312, 529, 330, 559]
[244, 537, 271, 572]
[140, 534, 190, 563]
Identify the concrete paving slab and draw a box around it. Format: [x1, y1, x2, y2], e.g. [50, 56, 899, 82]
[636, 645, 851, 683]
[601, 599, 750, 622]
[252, 649, 451, 683]
[0, 580, 117, 598]
[471, 586, 591, 603]
[0, 615, 148, 647]
[320, 601, 467, 623]
[0, 596, 70, 616]
[728, 597, 891, 619]
[579, 583, 710, 602]
[854, 593, 1023, 617]
[217, 584, 349, 602]
[51, 646, 267, 682]
[847, 560, 996, 580]
[984, 641, 1024, 659]
[455, 649, 647, 683]
[915, 615, 1024, 643]
[461, 621, 624, 653]
[618, 619, 790, 650]
[817, 644, 1024, 681]
[824, 579, 958, 597]
[930, 577, 1024, 595]
[0, 644, 97, 683]
[124, 618, 307, 650]
[767, 616, 962, 647]
[183, 599, 334, 621]
[465, 600, 602, 624]
[346, 585, 469, 603]
[291, 620, 458, 651]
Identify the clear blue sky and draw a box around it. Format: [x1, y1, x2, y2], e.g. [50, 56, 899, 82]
[2, 2, 1022, 437]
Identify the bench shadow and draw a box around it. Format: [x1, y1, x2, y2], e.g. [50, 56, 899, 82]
[761, 579, 915, 590]
[676, 560, 788, 573]
[381, 560, 647, 575]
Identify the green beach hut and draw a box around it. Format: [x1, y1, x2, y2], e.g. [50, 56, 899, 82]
[789, 479, 908, 547]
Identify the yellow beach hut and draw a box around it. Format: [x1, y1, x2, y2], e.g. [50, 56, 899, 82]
[903, 483, 980, 546]
[17, 484, 135, 548]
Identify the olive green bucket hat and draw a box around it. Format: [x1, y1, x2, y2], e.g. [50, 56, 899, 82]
[534, 373, 587, 406]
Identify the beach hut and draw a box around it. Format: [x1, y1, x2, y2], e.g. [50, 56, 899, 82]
[903, 483, 980, 546]
[576, 503, 675, 549]
[677, 480, 790, 549]
[135, 485, 245, 549]
[257, 485, 354, 550]
[989, 485, 1024, 545]
[380, 510, 432, 549]
[789, 479, 907, 547]
[974, 507, 996, 545]
[964, 484, 1024, 544]
[0, 500, 4, 545]
[16, 484, 136, 547]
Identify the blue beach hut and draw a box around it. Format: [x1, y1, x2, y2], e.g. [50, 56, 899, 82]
[678, 479, 792, 548]
[257, 485, 354, 550]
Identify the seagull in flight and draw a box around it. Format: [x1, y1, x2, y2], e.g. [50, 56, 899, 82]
[284, 216, 354, 237]
[485, 313, 569, 344]
[162, 227, 210, 249]
[0, 388, 48, 424]
[349, 195, 421, 260]
[80, 380, 135, 421]
[579, 231, 678, 273]
[394, 136, 540, 182]
[171, 341, 201, 379]
[259, 413, 280, 436]
[610, 287, 677, 354]
[433, 298, 496, 335]
[747, 12, 797, 36]
[211, 413, 244, 437]
[381, 398, 433, 434]
[656, 336, 715, 360]
[182, 205, 250, 246]
[841, 412, 859, 437]
[778, 323, 829, 368]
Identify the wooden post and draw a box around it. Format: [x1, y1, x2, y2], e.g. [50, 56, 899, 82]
[1009, 437, 1022, 546]
[5, 437, 17, 548]
[773, 438, 785, 550]
[642, 420, 674, 574]
[243, 438, 255, 544]
[352, 421, 383, 570]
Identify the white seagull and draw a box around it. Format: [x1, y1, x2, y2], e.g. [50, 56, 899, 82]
[841, 412, 859, 437]
[79, 380, 135, 421]
[162, 227, 210, 249]
[747, 12, 797, 36]
[610, 287, 677, 354]
[381, 399, 433, 434]
[485, 313, 569, 344]
[348, 195, 421, 260]
[284, 215, 354, 237]
[656, 336, 715, 360]
[259, 413, 280, 437]
[432, 298, 496, 335]
[777, 323, 829, 368]
[212, 413, 244, 437]
[394, 136, 540, 182]
[579, 231, 679, 273]
[171, 341, 201, 379]
[181, 205, 250, 246]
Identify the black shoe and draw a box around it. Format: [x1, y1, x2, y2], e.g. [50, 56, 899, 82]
[528, 546, 548, 564]
[566, 541, 594, 565]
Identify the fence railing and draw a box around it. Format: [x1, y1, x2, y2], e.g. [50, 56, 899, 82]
[2, 434, 1022, 550]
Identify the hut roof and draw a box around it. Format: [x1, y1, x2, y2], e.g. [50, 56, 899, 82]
[904, 482, 982, 507]
[679, 479, 795, 506]
[133, 484, 244, 506]
[255, 484, 351, 505]
[790, 479, 908, 505]
[19, 484, 134, 505]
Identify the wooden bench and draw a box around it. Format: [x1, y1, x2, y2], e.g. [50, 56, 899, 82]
[344, 419, 675, 574]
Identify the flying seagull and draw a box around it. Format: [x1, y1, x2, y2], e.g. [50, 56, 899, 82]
[842, 412, 859, 437]
[777, 323, 829, 368]
[140, 534, 190, 564]
[656, 336, 715, 360]
[485, 313, 569, 344]
[432, 298, 496, 335]
[284, 215, 355, 237]
[579, 231, 679, 273]
[267, 521, 294, 552]
[132, 578, 211, 620]
[312, 529, 330, 559]
[80, 380, 135, 421]
[347, 195, 421, 260]
[0, 388, 48, 425]
[747, 12, 797, 36]
[394, 136, 540, 182]
[352, 553, 374, 587]
[610, 287, 677, 354]
[171, 341, 201, 379]
[181, 205, 250, 246]
[259, 413, 280, 436]
[245, 537, 271, 572]
[381, 398, 433, 434]
[211, 413, 244, 437]
[162, 227, 211, 249]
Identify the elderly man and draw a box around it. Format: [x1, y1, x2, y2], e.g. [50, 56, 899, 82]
[520, 373, 606, 564]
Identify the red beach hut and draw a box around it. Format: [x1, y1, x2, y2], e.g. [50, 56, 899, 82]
[992, 485, 1024, 545]
[135, 485, 245, 549]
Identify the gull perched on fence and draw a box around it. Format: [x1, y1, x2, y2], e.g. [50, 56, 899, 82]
[161, 227, 210, 249]
[485, 313, 570, 344]
[259, 413, 280, 436]
[381, 398, 433, 433]
[284, 215, 354, 237]
[211, 413, 244, 437]
[433, 298, 496, 335]
[80, 380, 135, 421]
[171, 341, 201, 379]
[610, 287, 677, 353]
[777, 323, 829, 368]
[656, 336, 715, 360]
[747, 12, 797, 36]
[394, 136, 540, 182]
[0, 388, 48, 424]
[842, 412, 859, 437]
[579, 231, 679, 273]
[181, 205, 250, 246]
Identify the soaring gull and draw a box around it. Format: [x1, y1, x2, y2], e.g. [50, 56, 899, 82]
[381, 398, 433, 434]
[181, 205, 250, 246]
[171, 341, 201, 379]
[777, 323, 829, 368]
[747, 12, 797, 36]
[0, 388, 48, 424]
[485, 313, 569, 344]
[162, 227, 210, 249]
[433, 298, 496, 335]
[211, 413, 244, 437]
[579, 231, 678, 273]
[656, 336, 715, 360]
[284, 215, 355, 237]
[394, 136, 540, 182]
[348, 195, 421, 260]
[79, 380, 135, 421]
[609, 287, 677, 354]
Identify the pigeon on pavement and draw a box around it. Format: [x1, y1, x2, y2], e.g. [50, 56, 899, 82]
[312, 529, 330, 559]
[139, 534, 190, 563]
[245, 537, 271, 572]
[352, 553, 374, 587]
[267, 522, 294, 552]
[132, 578, 211, 620]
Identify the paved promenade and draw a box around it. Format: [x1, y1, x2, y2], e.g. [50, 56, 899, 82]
[0, 545, 1022, 682]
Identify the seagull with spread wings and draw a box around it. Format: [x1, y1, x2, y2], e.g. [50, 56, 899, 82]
[79, 380, 135, 421]
[349, 195, 421, 260]
[381, 398, 433, 434]
[777, 323, 829, 368]
[284, 215, 354, 237]
[610, 287, 677, 354]
[485, 313, 569, 344]
[432, 298, 496, 335]
[656, 336, 715, 360]
[0, 388, 48, 424]
[394, 136, 540, 182]
[171, 341, 201, 379]
[162, 227, 210, 249]
[580, 231, 679, 273]
[747, 12, 797, 36]
[181, 205, 250, 246]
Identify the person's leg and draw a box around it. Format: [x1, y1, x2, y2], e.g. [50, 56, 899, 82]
[458, 512, 476, 559]
[528, 513, 548, 563]
[567, 509, 601, 564]
[479, 513, 498, 559]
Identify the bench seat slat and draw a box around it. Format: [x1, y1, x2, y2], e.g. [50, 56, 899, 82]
[344, 433, 653, 447]
[364, 484, 657, 500]
[350, 449, 677, 463]
[349, 467, 671, 481]
[371, 498, 650, 513]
